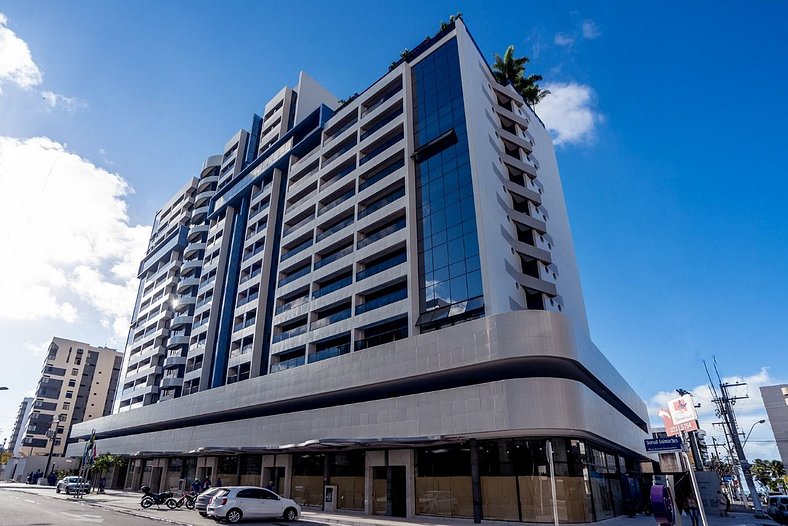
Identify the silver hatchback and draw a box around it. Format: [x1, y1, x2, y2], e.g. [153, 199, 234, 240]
[207, 486, 301, 523]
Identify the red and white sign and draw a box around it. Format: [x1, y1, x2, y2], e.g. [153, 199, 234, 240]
[667, 395, 698, 425]
[658, 408, 698, 437]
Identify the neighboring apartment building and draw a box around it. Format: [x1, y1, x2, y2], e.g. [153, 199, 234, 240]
[114, 178, 200, 410]
[8, 397, 33, 456]
[760, 384, 788, 463]
[21, 337, 122, 457]
[70, 19, 649, 523]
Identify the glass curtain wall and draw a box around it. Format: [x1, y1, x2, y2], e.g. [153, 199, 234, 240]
[239, 454, 262, 486]
[411, 39, 483, 321]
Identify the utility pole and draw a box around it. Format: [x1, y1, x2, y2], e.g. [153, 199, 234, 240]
[718, 381, 764, 517]
[705, 360, 765, 518]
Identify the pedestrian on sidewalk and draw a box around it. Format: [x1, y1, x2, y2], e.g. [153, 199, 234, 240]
[718, 491, 729, 517]
[686, 495, 700, 526]
[216, 477, 223, 487]
[191, 479, 201, 493]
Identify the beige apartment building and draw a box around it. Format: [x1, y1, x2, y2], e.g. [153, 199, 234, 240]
[20, 337, 122, 457]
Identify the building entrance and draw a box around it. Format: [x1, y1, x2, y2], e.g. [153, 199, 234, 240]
[372, 466, 406, 517]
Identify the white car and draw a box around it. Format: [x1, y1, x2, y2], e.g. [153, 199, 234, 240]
[207, 486, 301, 523]
[55, 476, 91, 494]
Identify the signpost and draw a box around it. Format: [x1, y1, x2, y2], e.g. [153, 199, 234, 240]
[663, 395, 708, 526]
[645, 437, 683, 452]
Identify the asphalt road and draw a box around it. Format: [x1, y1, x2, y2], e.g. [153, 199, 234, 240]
[0, 488, 147, 525]
[0, 486, 317, 526]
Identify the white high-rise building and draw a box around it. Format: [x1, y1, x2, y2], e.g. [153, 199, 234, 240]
[72, 19, 649, 522]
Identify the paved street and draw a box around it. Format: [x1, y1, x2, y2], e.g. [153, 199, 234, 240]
[0, 488, 153, 525]
[0, 482, 782, 526]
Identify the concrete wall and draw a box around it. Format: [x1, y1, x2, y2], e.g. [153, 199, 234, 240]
[69, 310, 648, 459]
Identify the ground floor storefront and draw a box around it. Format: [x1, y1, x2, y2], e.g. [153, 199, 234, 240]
[118, 436, 646, 523]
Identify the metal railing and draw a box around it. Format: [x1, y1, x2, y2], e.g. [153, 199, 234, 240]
[356, 252, 407, 281]
[355, 287, 407, 315]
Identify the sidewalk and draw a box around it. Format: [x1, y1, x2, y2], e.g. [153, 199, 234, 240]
[0, 482, 780, 526]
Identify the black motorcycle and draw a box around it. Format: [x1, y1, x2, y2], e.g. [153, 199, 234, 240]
[166, 491, 196, 510]
[140, 485, 173, 508]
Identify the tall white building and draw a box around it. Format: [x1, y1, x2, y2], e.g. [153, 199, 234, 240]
[72, 19, 649, 523]
[8, 397, 33, 457]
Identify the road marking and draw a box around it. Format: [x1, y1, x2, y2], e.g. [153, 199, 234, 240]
[62, 512, 104, 523]
[24, 499, 36, 503]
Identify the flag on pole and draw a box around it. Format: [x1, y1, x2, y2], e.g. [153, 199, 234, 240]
[83, 430, 96, 466]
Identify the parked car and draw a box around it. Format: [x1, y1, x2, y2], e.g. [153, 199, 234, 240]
[767, 495, 788, 525]
[55, 476, 91, 495]
[207, 486, 301, 523]
[195, 487, 223, 517]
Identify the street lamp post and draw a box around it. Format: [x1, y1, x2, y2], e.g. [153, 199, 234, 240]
[742, 419, 766, 448]
[43, 424, 60, 478]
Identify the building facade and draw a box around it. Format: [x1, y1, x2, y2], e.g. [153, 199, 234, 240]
[21, 337, 122, 457]
[70, 20, 650, 523]
[8, 397, 33, 457]
[760, 384, 788, 463]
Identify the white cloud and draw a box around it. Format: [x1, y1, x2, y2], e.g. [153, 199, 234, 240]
[41, 90, 88, 112]
[554, 33, 574, 47]
[537, 82, 603, 146]
[0, 136, 150, 338]
[582, 20, 601, 40]
[0, 13, 42, 92]
[647, 367, 783, 461]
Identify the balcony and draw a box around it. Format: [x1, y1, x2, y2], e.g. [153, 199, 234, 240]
[355, 326, 408, 351]
[358, 187, 405, 219]
[356, 287, 407, 315]
[184, 241, 206, 258]
[309, 308, 351, 331]
[167, 335, 190, 350]
[275, 295, 309, 315]
[308, 343, 351, 364]
[357, 252, 407, 281]
[281, 237, 313, 262]
[360, 106, 403, 141]
[233, 317, 256, 333]
[163, 355, 187, 368]
[278, 265, 311, 288]
[282, 213, 315, 238]
[318, 188, 355, 217]
[229, 345, 253, 360]
[272, 324, 307, 344]
[312, 275, 352, 299]
[359, 132, 404, 166]
[182, 259, 202, 273]
[177, 277, 200, 293]
[359, 158, 404, 192]
[270, 355, 305, 373]
[321, 162, 356, 191]
[357, 218, 406, 250]
[236, 290, 260, 308]
[316, 216, 354, 243]
[362, 84, 402, 117]
[160, 377, 183, 389]
[314, 245, 353, 271]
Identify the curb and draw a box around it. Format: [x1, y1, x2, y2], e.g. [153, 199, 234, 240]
[4, 487, 197, 526]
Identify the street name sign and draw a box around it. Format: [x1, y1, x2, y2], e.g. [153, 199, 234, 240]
[645, 437, 683, 452]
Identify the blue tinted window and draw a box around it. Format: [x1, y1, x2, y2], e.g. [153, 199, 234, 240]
[412, 39, 483, 315]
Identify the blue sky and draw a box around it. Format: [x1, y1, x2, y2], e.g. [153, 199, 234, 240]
[1, 2, 786, 459]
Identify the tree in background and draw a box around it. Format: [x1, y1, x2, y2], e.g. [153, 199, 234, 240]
[752, 459, 786, 492]
[492, 45, 550, 108]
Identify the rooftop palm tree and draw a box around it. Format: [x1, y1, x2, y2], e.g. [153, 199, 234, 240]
[492, 45, 549, 107]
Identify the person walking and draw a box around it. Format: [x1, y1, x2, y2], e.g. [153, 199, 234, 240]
[718, 491, 729, 517]
[687, 495, 700, 526]
[191, 478, 201, 493]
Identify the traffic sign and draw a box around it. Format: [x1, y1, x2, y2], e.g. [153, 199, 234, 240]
[645, 436, 684, 452]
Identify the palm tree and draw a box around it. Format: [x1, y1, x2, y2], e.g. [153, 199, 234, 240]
[492, 45, 549, 107]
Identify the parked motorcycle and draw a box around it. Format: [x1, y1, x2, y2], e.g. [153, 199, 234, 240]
[166, 491, 196, 510]
[140, 485, 173, 508]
